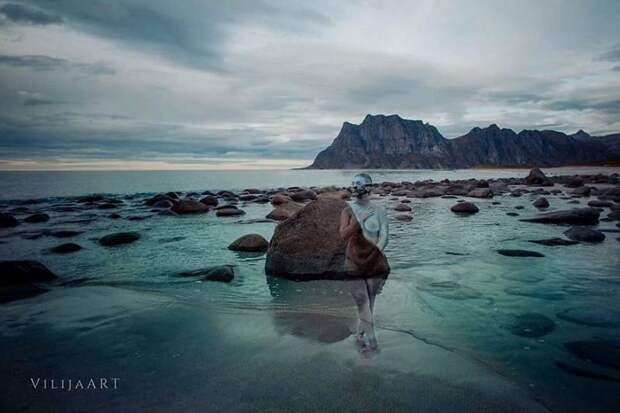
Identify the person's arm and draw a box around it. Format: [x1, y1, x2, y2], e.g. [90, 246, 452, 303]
[376, 207, 389, 251]
[339, 208, 358, 240]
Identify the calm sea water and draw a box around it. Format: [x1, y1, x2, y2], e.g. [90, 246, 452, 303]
[1, 166, 616, 200]
[0, 167, 619, 412]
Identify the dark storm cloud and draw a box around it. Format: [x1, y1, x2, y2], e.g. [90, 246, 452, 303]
[545, 99, 620, 114]
[21, 0, 332, 70]
[0, 54, 115, 75]
[23, 97, 62, 106]
[0, 3, 62, 25]
[599, 46, 620, 62]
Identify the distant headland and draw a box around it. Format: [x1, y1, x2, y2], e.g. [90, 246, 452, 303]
[305, 114, 620, 169]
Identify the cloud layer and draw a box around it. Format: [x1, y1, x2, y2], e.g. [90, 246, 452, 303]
[0, 0, 619, 169]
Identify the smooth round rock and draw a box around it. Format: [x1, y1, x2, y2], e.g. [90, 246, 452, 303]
[507, 313, 556, 338]
[228, 234, 269, 252]
[99, 232, 140, 246]
[563, 226, 605, 243]
[50, 243, 82, 254]
[450, 202, 479, 214]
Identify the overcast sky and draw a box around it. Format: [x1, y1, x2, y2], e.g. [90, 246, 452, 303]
[0, 0, 619, 170]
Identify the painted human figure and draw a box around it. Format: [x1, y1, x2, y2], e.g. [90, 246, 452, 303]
[339, 173, 389, 353]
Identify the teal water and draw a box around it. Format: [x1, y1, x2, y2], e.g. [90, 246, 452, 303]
[0, 168, 619, 412]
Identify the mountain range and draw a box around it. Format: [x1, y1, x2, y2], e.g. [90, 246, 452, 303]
[306, 114, 620, 169]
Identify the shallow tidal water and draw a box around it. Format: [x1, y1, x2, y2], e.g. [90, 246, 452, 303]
[1, 168, 619, 412]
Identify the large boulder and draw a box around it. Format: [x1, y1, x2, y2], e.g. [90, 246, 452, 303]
[265, 198, 349, 279]
[0, 260, 57, 285]
[228, 234, 269, 252]
[525, 168, 546, 185]
[520, 208, 600, 225]
[171, 199, 209, 214]
[564, 227, 605, 243]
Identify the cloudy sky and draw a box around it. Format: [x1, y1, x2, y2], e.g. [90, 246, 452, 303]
[0, 0, 619, 170]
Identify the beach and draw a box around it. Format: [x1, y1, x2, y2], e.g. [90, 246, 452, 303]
[1, 167, 619, 412]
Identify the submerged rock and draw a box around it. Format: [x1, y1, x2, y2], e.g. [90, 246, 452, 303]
[395, 214, 413, 221]
[24, 213, 50, 223]
[0, 213, 19, 228]
[180, 265, 234, 282]
[450, 202, 479, 214]
[497, 249, 544, 257]
[417, 279, 482, 300]
[99, 232, 140, 246]
[563, 227, 605, 243]
[228, 234, 269, 252]
[557, 307, 620, 328]
[532, 197, 549, 208]
[520, 208, 600, 225]
[507, 313, 556, 338]
[0, 260, 57, 285]
[50, 243, 82, 254]
[528, 238, 579, 246]
[564, 341, 620, 370]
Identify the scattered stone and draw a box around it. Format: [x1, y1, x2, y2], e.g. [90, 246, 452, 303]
[497, 249, 544, 257]
[47, 229, 82, 238]
[525, 168, 546, 185]
[588, 200, 613, 208]
[520, 208, 600, 225]
[108, 213, 121, 219]
[0, 260, 57, 285]
[199, 195, 218, 206]
[572, 186, 591, 197]
[50, 243, 82, 254]
[216, 207, 246, 217]
[394, 203, 412, 212]
[450, 202, 479, 214]
[171, 199, 209, 214]
[532, 197, 549, 208]
[0, 213, 20, 228]
[180, 265, 234, 282]
[228, 234, 269, 252]
[153, 199, 174, 208]
[507, 313, 556, 338]
[99, 232, 140, 246]
[506, 212, 519, 217]
[563, 227, 605, 243]
[515, 205, 525, 210]
[557, 307, 620, 328]
[395, 214, 413, 221]
[270, 194, 289, 205]
[290, 189, 317, 202]
[24, 213, 50, 223]
[528, 238, 579, 246]
[467, 188, 492, 198]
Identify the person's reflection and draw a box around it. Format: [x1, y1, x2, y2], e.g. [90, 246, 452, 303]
[339, 173, 390, 354]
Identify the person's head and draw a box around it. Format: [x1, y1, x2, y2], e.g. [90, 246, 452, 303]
[352, 173, 372, 198]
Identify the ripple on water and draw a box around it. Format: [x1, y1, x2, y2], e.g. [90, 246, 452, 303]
[504, 286, 566, 301]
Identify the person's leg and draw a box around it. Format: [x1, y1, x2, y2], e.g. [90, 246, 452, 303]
[349, 279, 372, 345]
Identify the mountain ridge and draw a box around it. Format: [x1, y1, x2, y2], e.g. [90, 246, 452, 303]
[306, 114, 620, 169]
